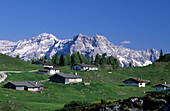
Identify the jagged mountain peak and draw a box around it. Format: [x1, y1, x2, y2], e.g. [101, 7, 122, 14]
[93, 34, 107, 39]
[35, 33, 59, 41]
[73, 34, 89, 40]
[0, 33, 160, 67]
[72, 34, 108, 43]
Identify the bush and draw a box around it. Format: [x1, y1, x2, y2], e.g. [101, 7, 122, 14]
[101, 99, 107, 104]
[56, 101, 91, 111]
[133, 101, 142, 110]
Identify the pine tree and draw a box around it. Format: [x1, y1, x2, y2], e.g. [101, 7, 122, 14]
[100, 54, 106, 68]
[91, 55, 94, 64]
[39, 57, 42, 61]
[59, 54, 66, 66]
[48, 57, 52, 63]
[16, 55, 20, 59]
[55, 56, 60, 65]
[87, 55, 91, 64]
[129, 62, 132, 67]
[40, 57, 45, 61]
[44, 55, 47, 60]
[81, 54, 87, 64]
[159, 49, 163, 61]
[112, 58, 120, 69]
[107, 56, 120, 69]
[95, 54, 101, 65]
[77, 51, 82, 63]
[71, 52, 80, 65]
[31, 58, 36, 64]
[100, 54, 106, 65]
[66, 52, 71, 65]
[107, 56, 114, 65]
[52, 55, 56, 64]
[52, 55, 60, 65]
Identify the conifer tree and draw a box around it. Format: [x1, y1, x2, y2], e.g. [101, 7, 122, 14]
[100, 54, 106, 65]
[55, 56, 60, 65]
[91, 55, 94, 64]
[77, 51, 82, 63]
[31, 58, 36, 64]
[129, 62, 132, 67]
[71, 52, 80, 65]
[16, 55, 20, 59]
[159, 49, 163, 61]
[39, 57, 43, 61]
[107, 56, 120, 69]
[107, 56, 114, 65]
[100, 54, 107, 68]
[52, 55, 56, 64]
[42, 57, 45, 61]
[40, 56, 45, 61]
[48, 57, 52, 63]
[44, 55, 47, 60]
[81, 54, 87, 64]
[52, 55, 60, 65]
[87, 55, 91, 64]
[95, 54, 101, 65]
[66, 52, 71, 65]
[59, 54, 66, 66]
[112, 58, 120, 69]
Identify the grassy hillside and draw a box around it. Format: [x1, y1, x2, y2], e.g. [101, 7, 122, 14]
[0, 69, 151, 110]
[116, 61, 170, 85]
[0, 53, 42, 71]
[0, 61, 169, 110]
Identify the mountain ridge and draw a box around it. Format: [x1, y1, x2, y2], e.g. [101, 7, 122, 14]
[0, 33, 160, 67]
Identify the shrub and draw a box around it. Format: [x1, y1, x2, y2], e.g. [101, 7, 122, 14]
[56, 101, 91, 111]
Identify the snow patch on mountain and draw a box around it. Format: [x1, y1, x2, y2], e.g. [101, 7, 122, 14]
[0, 33, 160, 67]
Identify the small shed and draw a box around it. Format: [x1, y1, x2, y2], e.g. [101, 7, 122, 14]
[34, 61, 53, 68]
[71, 64, 98, 71]
[49, 73, 82, 84]
[154, 83, 170, 91]
[38, 67, 60, 75]
[123, 78, 146, 87]
[4, 81, 44, 91]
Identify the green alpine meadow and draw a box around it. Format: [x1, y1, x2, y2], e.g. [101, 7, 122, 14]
[0, 53, 169, 111]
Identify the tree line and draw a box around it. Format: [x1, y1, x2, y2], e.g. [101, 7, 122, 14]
[31, 52, 120, 69]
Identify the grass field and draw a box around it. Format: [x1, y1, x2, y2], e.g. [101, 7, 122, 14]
[116, 61, 170, 85]
[0, 61, 169, 110]
[0, 70, 152, 110]
[0, 53, 42, 71]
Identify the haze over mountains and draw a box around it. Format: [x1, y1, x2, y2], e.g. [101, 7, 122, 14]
[0, 33, 159, 67]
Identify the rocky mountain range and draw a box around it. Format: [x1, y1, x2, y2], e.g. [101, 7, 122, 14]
[0, 33, 160, 67]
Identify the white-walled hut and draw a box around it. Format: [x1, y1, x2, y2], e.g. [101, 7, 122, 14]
[49, 73, 82, 84]
[4, 81, 44, 91]
[123, 78, 146, 87]
[71, 64, 98, 71]
[154, 82, 170, 91]
[34, 61, 53, 68]
[38, 67, 60, 75]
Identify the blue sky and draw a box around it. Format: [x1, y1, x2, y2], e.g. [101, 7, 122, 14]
[0, 0, 169, 54]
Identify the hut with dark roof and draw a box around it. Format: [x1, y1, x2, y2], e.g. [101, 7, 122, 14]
[34, 61, 53, 68]
[123, 78, 146, 87]
[71, 64, 98, 71]
[38, 67, 60, 75]
[154, 82, 170, 91]
[4, 81, 44, 91]
[49, 73, 82, 84]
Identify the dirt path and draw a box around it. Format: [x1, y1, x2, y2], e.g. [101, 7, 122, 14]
[0, 70, 38, 83]
[0, 72, 7, 83]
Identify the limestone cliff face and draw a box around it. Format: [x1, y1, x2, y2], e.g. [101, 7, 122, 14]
[0, 33, 159, 67]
